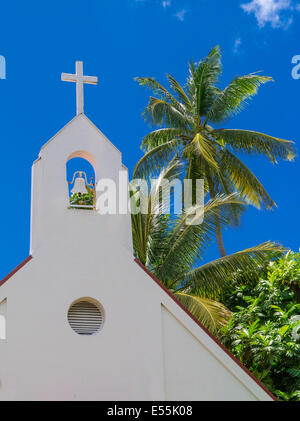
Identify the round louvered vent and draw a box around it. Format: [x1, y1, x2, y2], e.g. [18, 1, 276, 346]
[68, 299, 104, 335]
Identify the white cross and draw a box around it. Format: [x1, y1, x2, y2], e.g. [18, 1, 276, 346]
[61, 61, 98, 115]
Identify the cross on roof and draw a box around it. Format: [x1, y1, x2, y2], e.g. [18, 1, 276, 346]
[61, 61, 98, 115]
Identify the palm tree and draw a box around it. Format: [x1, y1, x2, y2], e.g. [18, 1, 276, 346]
[131, 158, 284, 333]
[135, 46, 295, 257]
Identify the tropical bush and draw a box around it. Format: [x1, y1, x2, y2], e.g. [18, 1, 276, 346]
[221, 251, 300, 401]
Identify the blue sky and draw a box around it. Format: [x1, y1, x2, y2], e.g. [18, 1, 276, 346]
[0, 0, 299, 278]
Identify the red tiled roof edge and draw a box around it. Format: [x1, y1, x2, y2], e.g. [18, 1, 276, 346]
[0, 256, 33, 288]
[134, 257, 277, 402]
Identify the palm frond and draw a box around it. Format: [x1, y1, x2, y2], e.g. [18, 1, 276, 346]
[184, 241, 285, 298]
[213, 168, 246, 227]
[134, 76, 184, 111]
[219, 149, 275, 209]
[188, 132, 219, 170]
[206, 73, 273, 124]
[143, 97, 190, 129]
[141, 128, 186, 151]
[213, 128, 296, 163]
[174, 292, 232, 333]
[131, 158, 183, 267]
[156, 194, 246, 283]
[133, 139, 182, 179]
[187, 46, 222, 116]
[166, 74, 192, 110]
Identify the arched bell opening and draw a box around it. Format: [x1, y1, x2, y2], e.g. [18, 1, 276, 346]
[66, 154, 96, 210]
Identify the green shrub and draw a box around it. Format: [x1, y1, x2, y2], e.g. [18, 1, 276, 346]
[221, 251, 300, 401]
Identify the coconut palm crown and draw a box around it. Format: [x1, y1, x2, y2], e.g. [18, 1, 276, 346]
[135, 46, 296, 257]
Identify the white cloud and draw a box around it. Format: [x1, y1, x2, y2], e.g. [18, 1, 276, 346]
[234, 37, 242, 53]
[162, 0, 172, 7]
[175, 9, 187, 21]
[241, 0, 295, 28]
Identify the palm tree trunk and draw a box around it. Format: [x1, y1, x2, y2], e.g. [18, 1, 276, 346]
[291, 282, 300, 304]
[206, 169, 227, 257]
[214, 220, 226, 258]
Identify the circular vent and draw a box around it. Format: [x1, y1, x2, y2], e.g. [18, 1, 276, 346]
[68, 299, 104, 335]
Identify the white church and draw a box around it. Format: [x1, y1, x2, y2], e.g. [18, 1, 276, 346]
[0, 62, 275, 401]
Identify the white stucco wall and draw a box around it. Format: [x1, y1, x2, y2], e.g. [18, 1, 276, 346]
[0, 115, 273, 401]
[162, 306, 257, 400]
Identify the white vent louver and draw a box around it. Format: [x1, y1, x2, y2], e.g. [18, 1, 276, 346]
[68, 300, 104, 335]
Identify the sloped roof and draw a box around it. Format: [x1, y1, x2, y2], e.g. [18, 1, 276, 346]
[0, 254, 276, 400]
[39, 114, 122, 156]
[0, 256, 32, 288]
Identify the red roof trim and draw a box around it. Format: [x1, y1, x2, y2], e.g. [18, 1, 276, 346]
[0, 256, 33, 288]
[134, 258, 277, 401]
